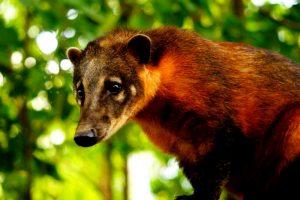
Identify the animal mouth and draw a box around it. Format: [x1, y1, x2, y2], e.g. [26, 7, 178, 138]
[97, 132, 107, 142]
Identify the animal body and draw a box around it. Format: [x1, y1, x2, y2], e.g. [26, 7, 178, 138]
[67, 26, 300, 200]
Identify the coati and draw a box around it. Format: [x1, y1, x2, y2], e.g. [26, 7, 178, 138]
[67, 26, 300, 200]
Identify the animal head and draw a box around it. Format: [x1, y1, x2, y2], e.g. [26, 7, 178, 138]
[67, 30, 160, 147]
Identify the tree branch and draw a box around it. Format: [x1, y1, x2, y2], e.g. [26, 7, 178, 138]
[232, 0, 244, 18]
[259, 8, 300, 30]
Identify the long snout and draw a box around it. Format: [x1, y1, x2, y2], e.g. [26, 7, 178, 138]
[74, 129, 98, 147]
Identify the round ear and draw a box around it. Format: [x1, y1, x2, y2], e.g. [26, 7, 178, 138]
[67, 47, 82, 65]
[127, 34, 151, 64]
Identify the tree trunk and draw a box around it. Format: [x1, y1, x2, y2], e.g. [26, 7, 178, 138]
[98, 142, 113, 200]
[232, 0, 244, 18]
[123, 153, 129, 200]
[20, 10, 34, 200]
[20, 102, 33, 200]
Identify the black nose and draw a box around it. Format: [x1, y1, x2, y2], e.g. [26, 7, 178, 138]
[74, 129, 98, 147]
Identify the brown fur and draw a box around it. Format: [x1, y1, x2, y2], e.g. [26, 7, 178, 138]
[68, 26, 300, 199]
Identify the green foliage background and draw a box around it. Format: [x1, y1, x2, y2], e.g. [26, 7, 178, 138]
[0, 0, 299, 199]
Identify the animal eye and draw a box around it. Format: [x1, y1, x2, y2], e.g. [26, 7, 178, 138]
[105, 81, 122, 95]
[76, 82, 85, 105]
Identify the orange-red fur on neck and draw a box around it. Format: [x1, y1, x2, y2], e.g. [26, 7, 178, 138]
[134, 27, 300, 164]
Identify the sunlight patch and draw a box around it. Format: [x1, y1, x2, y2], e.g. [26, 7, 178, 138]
[46, 60, 59, 75]
[37, 135, 52, 149]
[28, 25, 40, 38]
[62, 28, 76, 38]
[269, 0, 297, 8]
[24, 57, 36, 68]
[36, 31, 58, 54]
[0, 73, 5, 87]
[29, 91, 51, 111]
[60, 59, 73, 71]
[128, 152, 156, 200]
[11, 51, 23, 65]
[159, 158, 179, 180]
[252, 0, 297, 7]
[50, 129, 65, 145]
[0, 1, 17, 21]
[67, 9, 78, 20]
